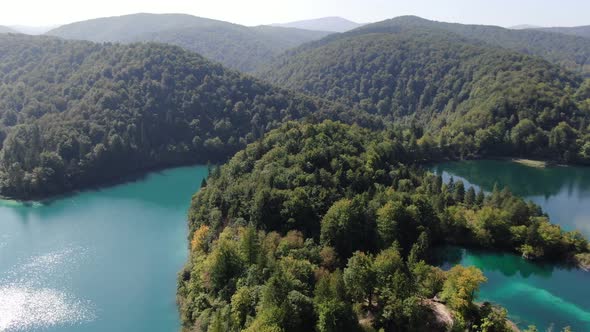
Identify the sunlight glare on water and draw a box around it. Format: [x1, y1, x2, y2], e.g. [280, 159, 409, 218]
[0, 248, 95, 332]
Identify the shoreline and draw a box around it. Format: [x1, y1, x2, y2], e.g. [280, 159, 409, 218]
[574, 253, 590, 272]
[0, 161, 214, 204]
[435, 244, 590, 273]
[4, 153, 589, 202]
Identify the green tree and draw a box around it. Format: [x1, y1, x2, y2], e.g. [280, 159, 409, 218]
[343, 252, 376, 307]
[465, 186, 476, 207]
[376, 200, 406, 247]
[441, 265, 487, 317]
[314, 271, 359, 332]
[320, 197, 369, 257]
[454, 180, 466, 203]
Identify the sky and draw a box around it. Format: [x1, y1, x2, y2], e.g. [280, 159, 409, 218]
[1, 0, 589, 28]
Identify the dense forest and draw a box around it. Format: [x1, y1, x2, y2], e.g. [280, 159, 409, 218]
[350, 16, 590, 77]
[0, 34, 340, 199]
[46, 14, 332, 72]
[178, 121, 589, 332]
[260, 27, 590, 164]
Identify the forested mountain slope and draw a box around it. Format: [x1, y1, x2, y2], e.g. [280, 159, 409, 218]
[538, 25, 590, 40]
[0, 34, 335, 199]
[46, 13, 332, 72]
[349, 16, 590, 77]
[260, 27, 590, 163]
[178, 121, 589, 332]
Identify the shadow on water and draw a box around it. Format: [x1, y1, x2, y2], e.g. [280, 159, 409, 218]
[2, 162, 213, 207]
[430, 160, 590, 331]
[432, 246, 580, 279]
[0, 165, 209, 223]
[0, 164, 210, 332]
[431, 160, 590, 199]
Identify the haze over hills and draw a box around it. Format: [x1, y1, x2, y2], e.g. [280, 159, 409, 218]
[9, 25, 58, 35]
[0, 26, 17, 33]
[509, 24, 541, 30]
[46, 13, 332, 72]
[260, 19, 590, 163]
[509, 24, 590, 40]
[270, 16, 363, 32]
[537, 25, 590, 39]
[343, 16, 590, 77]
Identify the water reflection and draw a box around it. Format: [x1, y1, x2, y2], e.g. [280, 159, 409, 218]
[436, 246, 559, 279]
[433, 160, 590, 236]
[432, 160, 590, 331]
[431, 160, 590, 199]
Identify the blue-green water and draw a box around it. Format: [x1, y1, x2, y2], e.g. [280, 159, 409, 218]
[433, 160, 590, 331]
[0, 166, 208, 332]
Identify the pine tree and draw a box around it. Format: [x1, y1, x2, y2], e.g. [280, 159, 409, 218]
[465, 187, 476, 207]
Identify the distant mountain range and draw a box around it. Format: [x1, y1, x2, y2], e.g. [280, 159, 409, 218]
[9, 25, 58, 35]
[509, 24, 590, 39]
[509, 24, 542, 30]
[343, 16, 590, 77]
[270, 16, 363, 32]
[14, 13, 590, 76]
[46, 13, 333, 72]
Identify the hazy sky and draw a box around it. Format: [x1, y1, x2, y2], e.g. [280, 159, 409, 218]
[1, 0, 589, 27]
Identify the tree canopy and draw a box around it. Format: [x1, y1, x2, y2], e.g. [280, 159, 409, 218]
[260, 26, 590, 163]
[0, 34, 334, 199]
[179, 121, 589, 331]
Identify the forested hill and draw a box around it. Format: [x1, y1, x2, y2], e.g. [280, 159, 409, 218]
[537, 25, 590, 40]
[348, 16, 590, 77]
[178, 120, 590, 332]
[260, 26, 590, 164]
[46, 13, 332, 72]
[0, 34, 335, 199]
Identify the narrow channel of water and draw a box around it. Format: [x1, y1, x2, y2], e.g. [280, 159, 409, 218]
[433, 160, 590, 331]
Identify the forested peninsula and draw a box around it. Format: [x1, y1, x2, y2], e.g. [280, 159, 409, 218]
[178, 121, 590, 332]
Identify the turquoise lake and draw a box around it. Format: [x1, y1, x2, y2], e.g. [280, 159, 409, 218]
[0, 166, 208, 332]
[1, 160, 589, 331]
[433, 160, 590, 331]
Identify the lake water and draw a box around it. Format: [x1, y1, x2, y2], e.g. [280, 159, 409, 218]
[433, 160, 590, 331]
[1, 160, 588, 331]
[0, 166, 208, 332]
